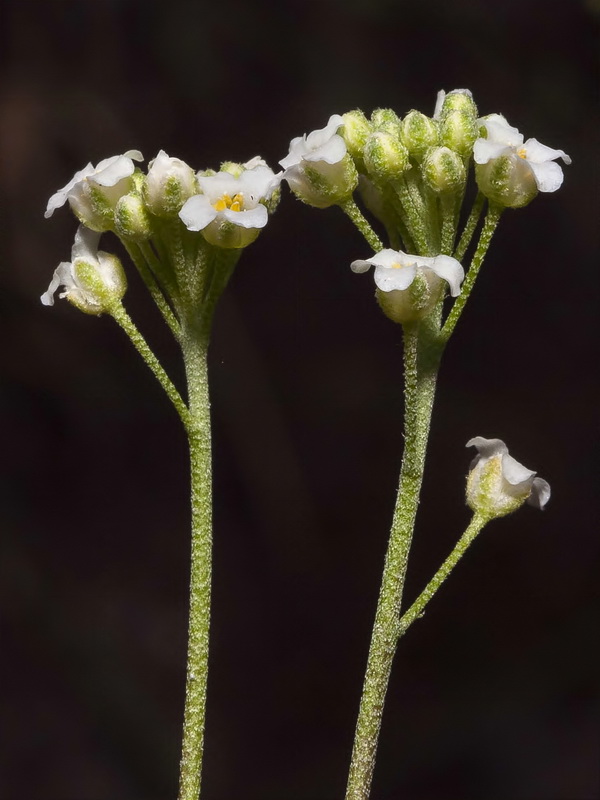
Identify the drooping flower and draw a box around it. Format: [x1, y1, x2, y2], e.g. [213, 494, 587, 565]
[41, 225, 127, 315]
[466, 437, 550, 518]
[351, 248, 464, 324]
[45, 150, 144, 230]
[145, 150, 196, 217]
[178, 162, 280, 249]
[279, 115, 358, 208]
[474, 115, 571, 207]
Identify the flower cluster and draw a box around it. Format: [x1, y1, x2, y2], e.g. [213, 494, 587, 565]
[278, 89, 570, 325]
[43, 150, 281, 315]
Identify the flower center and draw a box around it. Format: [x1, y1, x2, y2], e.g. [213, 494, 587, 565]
[213, 192, 244, 212]
[517, 146, 528, 160]
[391, 262, 404, 269]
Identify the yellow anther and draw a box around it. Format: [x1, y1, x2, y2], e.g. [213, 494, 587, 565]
[517, 146, 528, 159]
[213, 192, 245, 213]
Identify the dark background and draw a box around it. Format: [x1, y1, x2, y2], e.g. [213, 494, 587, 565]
[0, 1, 598, 798]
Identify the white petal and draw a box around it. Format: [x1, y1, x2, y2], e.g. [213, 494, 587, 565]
[197, 172, 239, 202]
[44, 163, 95, 218]
[41, 261, 72, 306]
[350, 259, 372, 274]
[93, 155, 137, 187]
[374, 263, 417, 292]
[527, 477, 551, 509]
[501, 453, 536, 488]
[366, 248, 408, 269]
[303, 134, 347, 165]
[239, 165, 280, 203]
[279, 136, 307, 169]
[466, 437, 508, 458]
[71, 225, 101, 261]
[523, 138, 571, 165]
[123, 149, 144, 162]
[430, 255, 464, 297]
[473, 139, 512, 165]
[179, 194, 217, 231]
[305, 114, 344, 150]
[527, 159, 564, 192]
[481, 115, 523, 146]
[222, 204, 268, 229]
[433, 90, 446, 120]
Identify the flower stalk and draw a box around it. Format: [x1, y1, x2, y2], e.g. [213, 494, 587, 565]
[345, 323, 442, 800]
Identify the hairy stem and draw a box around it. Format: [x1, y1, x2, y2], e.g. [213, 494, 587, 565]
[345, 324, 441, 800]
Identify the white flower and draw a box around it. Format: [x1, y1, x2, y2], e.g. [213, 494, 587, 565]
[41, 225, 126, 315]
[466, 436, 551, 518]
[178, 163, 280, 248]
[279, 115, 357, 207]
[145, 150, 196, 217]
[45, 150, 144, 229]
[474, 115, 571, 203]
[351, 248, 464, 324]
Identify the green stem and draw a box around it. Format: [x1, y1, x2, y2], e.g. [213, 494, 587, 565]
[178, 321, 213, 800]
[440, 193, 459, 256]
[397, 513, 488, 637]
[441, 203, 502, 342]
[109, 302, 189, 426]
[341, 199, 384, 252]
[391, 178, 430, 256]
[453, 191, 485, 263]
[121, 241, 181, 339]
[345, 324, 441, 800]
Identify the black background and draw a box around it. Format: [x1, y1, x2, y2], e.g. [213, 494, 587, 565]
[0, 1, 598, 798]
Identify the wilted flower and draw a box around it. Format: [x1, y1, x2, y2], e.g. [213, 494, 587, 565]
[41, 225, 127, 315]
[279, 115, 358, 208]
[466, 436, 550, 518]
[179, 163, 280, 248]
[474, 115, 571, 207]
[45, 150, 143, 229]
[351, 248, 464, 324]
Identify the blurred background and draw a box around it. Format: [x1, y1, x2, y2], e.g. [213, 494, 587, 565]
[0, 1, 598, 798]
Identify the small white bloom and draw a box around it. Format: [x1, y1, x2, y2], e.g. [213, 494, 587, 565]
[466, 436, 551, 518]
[179, 164, 280, 248]
[145, 150, 196, 216]
[45, 150, 143, 229]
[41, 225, 127, 315]
[351, 249, 464, 324]
[279, 115, 357, 207]
[474, 114, 571, 194]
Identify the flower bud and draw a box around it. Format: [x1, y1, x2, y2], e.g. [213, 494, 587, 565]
[370, 108, 403, 139]
[436, 88, 478, 120]
[72, 251, 127, 314]
[340, 110, 373, 171]
[280, 115, 358, 208]
[114, 193, 153, 240]
[439, 110, 479, 158]
[145, 150, 197, 217]
[364, 131, 410, 183]
[422, 146, 466, 193]
[475, 153, 538, 208]
[466, 437, 550, 519]
[400, 111, 439, 160]
[41, 227, 127, 315]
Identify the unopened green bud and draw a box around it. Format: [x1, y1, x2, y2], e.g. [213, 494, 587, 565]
[114, 193, 152, 240]
[371, 108, 403, 139]
[422, 146, 466, 193]
[475, 153, 538, 208]
[341, 110, 373, 171]
[400, 111, 439, 160]
[364, 131, 410, 182]
[439, 110, 479, 158]
[436, 88, 478, 120]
